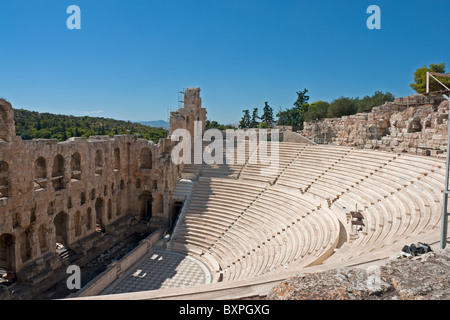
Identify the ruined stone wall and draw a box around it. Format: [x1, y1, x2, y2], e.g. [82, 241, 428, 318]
[302, 94, 449, 156]
[0, 98, 181, 295]
[170, 87, 207, 137]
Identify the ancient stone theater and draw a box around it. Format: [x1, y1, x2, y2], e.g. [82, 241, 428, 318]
[0, 87, 448, 299]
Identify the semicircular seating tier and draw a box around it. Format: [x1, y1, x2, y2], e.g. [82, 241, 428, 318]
[169, 142, 446, 283]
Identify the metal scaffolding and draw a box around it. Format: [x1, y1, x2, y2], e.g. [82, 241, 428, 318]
[440, 93, 450, 249]
[311, 122, 330, 145]
[424, 72, 450, 249]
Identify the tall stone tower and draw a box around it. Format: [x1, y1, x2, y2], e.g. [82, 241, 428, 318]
[170, 87, 207, 137]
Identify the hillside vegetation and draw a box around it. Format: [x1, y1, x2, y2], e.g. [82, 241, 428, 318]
[13, 108, 168, 143]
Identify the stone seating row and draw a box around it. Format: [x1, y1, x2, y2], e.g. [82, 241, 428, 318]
[275, 146, 352, 190]
[170, 177, 340, 281]
[239, 143, 306, 183]
[311, 147, 442, 208]
[209, 187, 339, 280]
[219, 205, 339, 281]
[324, 169, 443, 264]
[305, 149, 397, 200]
[171, 143, 446, 283]
[168, 178, 266, 252]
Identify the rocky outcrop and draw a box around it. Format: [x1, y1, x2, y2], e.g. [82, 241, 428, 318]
[268, 247, 450, 300]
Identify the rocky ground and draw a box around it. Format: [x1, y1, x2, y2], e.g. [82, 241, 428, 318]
[268, 247, 450, 300]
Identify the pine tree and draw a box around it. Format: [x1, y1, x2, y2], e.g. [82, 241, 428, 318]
[261, 102, 274, 127]
[294, 88, 310, 109]
[251, 108, 259, 128]
[239, 110, 251, 129]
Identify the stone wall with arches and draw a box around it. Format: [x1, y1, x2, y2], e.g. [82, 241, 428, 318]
[0, 98, 182, 296]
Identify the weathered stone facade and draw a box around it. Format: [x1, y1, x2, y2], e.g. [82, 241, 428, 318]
[170, 87, 207, 137]
[302, 94, 449, 156]
[0, 98, 182, 298]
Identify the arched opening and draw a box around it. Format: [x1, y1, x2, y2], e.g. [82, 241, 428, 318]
[116, 196, 121, 216]
[95, 150, 103, 175]
[86, 207, 93, 231]
[34, 157, 47, 190]
[54, 211, 68, 246]
[0, 234, 14, 271]
[71, 152, 81, 181]
[74, 211, 81, 236]
[139, 148, 152, 169]
[107, 199, 112, 220]
[186, 115, 190, 128]
[20, 231, 31, 263]
[52, 155, 65, 190]
[80, 192, 86, 205]
[0, 161, 10, 198]
[140, 192, 152, 221]
[12, 212, 20, 229]
[153, 194, 164, 215]
[114, 148, 120, 172]
[95, 198, 105, 232]
[38, 225, 48, 253]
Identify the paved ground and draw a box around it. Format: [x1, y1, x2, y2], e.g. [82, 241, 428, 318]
[101, 249, 211, 295]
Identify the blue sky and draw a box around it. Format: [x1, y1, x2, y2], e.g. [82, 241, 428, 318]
[1, 0, 449, 124]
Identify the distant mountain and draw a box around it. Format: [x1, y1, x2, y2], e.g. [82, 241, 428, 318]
[137, 120, 169, 129]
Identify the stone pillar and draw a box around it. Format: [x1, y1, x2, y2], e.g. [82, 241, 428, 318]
[30, 227, 40, 260]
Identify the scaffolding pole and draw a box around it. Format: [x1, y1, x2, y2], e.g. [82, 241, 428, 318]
[441, 94, 450, 249]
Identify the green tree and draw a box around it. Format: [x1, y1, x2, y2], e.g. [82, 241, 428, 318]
[327, 97, 357, 118]
[205, 119, 234, 130]
[355, 91, 395, 113]
[260, 102, 274, 127]
[276, 107, 303, 127]
[276, 89, 312, 128]
[303, 101, 330, 122]
[276, 108, 291, 126]
[251, 108, 259, 128]
[12, 108, 168, 143]
[410, 63, 450, 93]
[239, 110, 251, 129]
[294, 88, 310, 109]
[205, 119, 219, 129]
